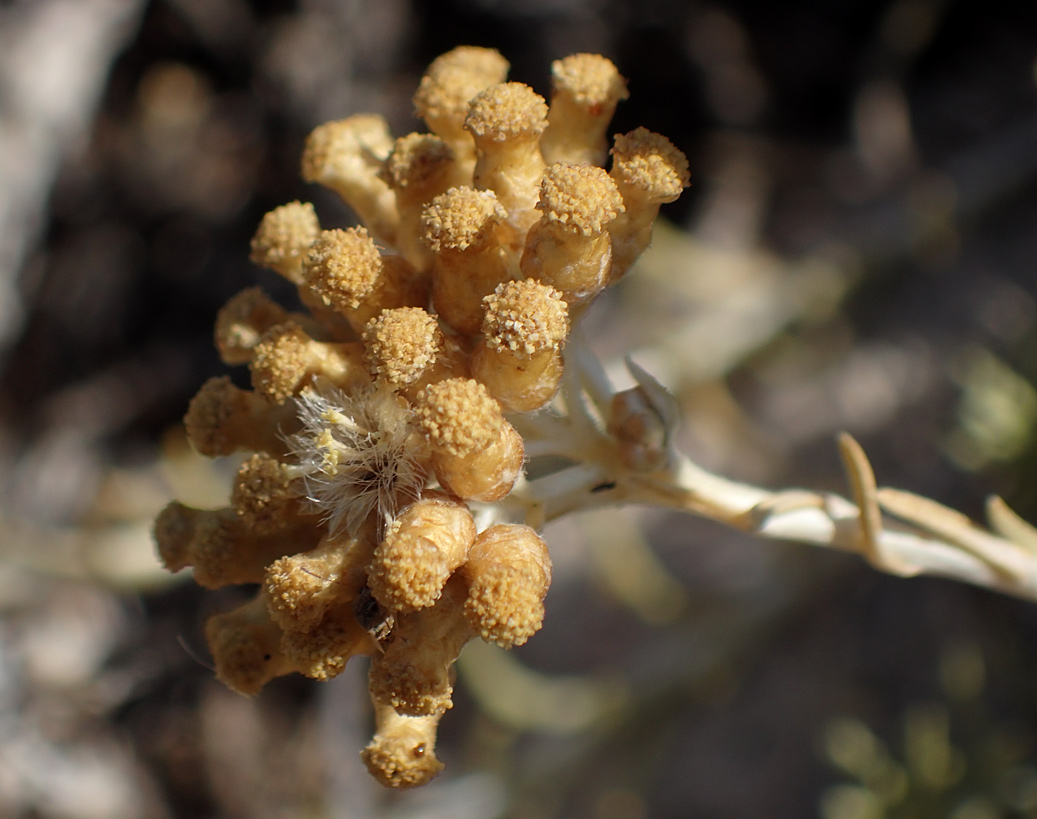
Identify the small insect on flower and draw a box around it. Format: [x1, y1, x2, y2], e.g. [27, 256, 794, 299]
[287, 382, 430, 537]
[354, 585, 396, 650]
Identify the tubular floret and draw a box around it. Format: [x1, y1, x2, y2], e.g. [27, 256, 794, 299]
[472, 280, 569, 412]
[300, 115, 399, 243]
[541, 53, 629, 167]
[608, 127, 690, 279]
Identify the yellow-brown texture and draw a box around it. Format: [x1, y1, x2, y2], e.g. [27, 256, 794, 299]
[465, 82, 548, 239]
[608, 127, 690, 279]
[472, 280, 569, 412]
[231, 453, 308, 534]
[413, 46, 509, 175]
[369, 576, 473, 715]
[279, 600, 375, 680]
[368, 496, 477, 612]
[422, 186, 514, 334]
[414, 378, 523, 501]
[462, 523, 552, 647]
[302, 227, 426, 332]
[249, 201, 320, 284]
[541, 54, 629, 167]
[381, 133, 464, 270]
[184, 376, 300, 457]
[362, 701, 445, 788]
[214, 287, 292, 366]
[300, 114, 399, 244]
[205, 596, 297, 697]
[607, 385, 670, 472]
[362, 307, 467, 400]
[265, 525, 375, 633]
[156, 46, 691, 789]
[154, 502, 321, 588]
[520, 163, 624, 306]
[248, 321, 369, 404]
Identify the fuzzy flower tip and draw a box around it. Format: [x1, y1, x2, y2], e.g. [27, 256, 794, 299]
[287, 384, 427, 536]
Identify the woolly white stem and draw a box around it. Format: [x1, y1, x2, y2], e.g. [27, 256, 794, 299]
[517, 350, 1037, 603]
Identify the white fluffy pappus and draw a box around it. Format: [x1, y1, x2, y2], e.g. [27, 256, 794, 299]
[287, 382, 429, 536]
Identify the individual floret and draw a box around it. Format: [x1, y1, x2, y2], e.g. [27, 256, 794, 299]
[154, 502, 320, 588]
[249, 201, 321, 284]
[362, 307, 467, 401]
[465, 82, 549, 241]
[368, 495, 476, 612]
[462, 523, 552, 648]
[214, 287, 293, 366]
[301, 115, 399, 244]
[541, 54, 629, 167]
[368, 576, 473, 715]
[608, 127, 690, 279]
[413, 378, 523, 502]
[205, 596, 298, 697]
[471, 280, 569, 412]
[302, 228, 427, 333]
[520, 163, 624, 307]
[265, 524, 375, 633]
[279, 600, 375, 680]
[381, 133, 466, 270]
[231, 453, 310, 534]
[413, 46, 509, 177]
[422, 186, 515, 335]
[183, 376, 299, 457]
[248, 321, 369, 404]
[362, 701, 445, 788]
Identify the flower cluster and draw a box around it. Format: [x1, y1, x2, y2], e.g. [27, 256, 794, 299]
[154, 47, 688, 788]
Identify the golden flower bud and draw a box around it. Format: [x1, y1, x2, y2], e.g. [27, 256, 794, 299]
[249, 321, 369, 404]
[362, 701, 445, 788]
[265, 525, 375, 633]
[413, 46, 509, 174]
[414, 378, 523, 502]
[607, 385, 670, 472]
[300, 115, 398, 244]
[465, 82, 548, 239]
[541, 53, 629, 167]
[472, 280, 569, 412]
[302, 228, 427, 333]
[381, 133, 466, 270]
[368, 576, 473, 715]
[422, 186, 515, 335]
[279, 601, 374, 681]
[183, 376, 299, 458]
[214, 287, 291, 366]
[520, 163, 624, 307]
[608, 127, 690, 279]
[205, 596, 296, 697]
[368, 495, 477, 612]
[362, 307, 467, 400]
[249, 201, 320, 284]
[154, 502, 319, 588]
[463, 523, 552, 647]
[230, 453, 308, 534]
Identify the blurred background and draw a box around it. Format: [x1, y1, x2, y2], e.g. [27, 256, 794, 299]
[1, 0, 1036, 816]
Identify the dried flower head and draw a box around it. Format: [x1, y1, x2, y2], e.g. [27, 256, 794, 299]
[287, 383, 428, 537]
[157, 46, 690, 791]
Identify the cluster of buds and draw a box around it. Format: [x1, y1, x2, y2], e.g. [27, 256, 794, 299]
[154, 47, 688, 788]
